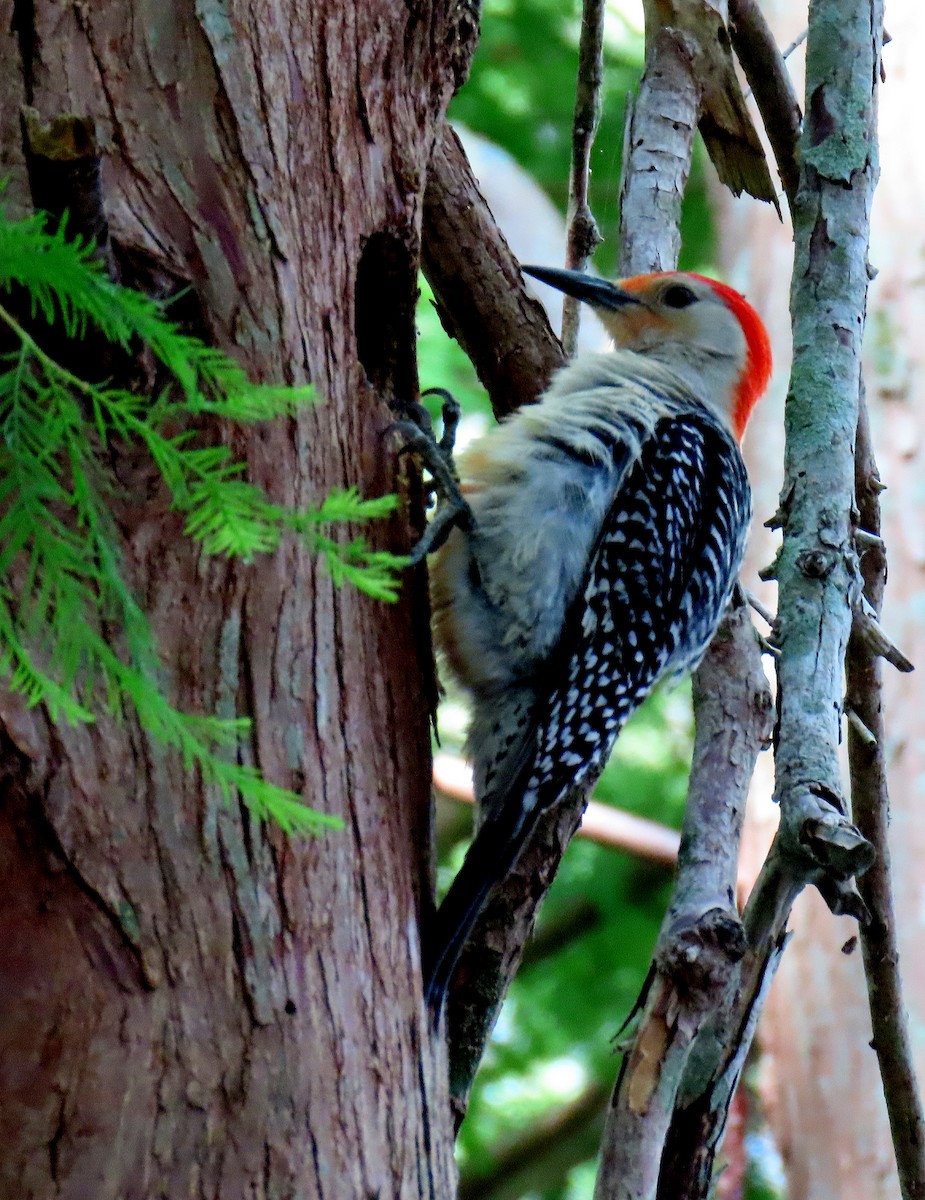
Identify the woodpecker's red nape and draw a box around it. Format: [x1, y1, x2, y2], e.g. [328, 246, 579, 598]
[618, 271, 772, 441]
[690, 274, 772, 440]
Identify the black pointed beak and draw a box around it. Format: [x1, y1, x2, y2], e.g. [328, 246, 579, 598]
[522, 265, 642, 311]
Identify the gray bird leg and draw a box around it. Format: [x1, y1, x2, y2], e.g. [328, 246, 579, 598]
[395, 389, 474, 563]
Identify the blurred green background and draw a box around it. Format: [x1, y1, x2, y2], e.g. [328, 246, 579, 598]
[416, 2, 783, 1197]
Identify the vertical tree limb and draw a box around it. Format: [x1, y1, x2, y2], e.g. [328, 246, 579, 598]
[847, 397, 925, 1200]
[596, 601, 774, 1198]
[598, 3, 886, 1194]
[773, 0, 882, 907]
[656, 4, 884, 1194]
[596, 26, 775, 1199]
[616, 28, 700, 277]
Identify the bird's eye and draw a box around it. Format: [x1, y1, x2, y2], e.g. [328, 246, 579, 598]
[662, 284, 698, 309]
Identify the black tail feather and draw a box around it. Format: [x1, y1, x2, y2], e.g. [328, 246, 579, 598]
[422, 799, 538, 1025]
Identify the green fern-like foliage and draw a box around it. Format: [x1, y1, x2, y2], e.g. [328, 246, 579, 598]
[0, 208, 406, 833]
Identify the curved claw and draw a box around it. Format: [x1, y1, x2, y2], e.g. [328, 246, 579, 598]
[392, 390, 475, 561]
[403, 400, 435, 439]
[421, 387, 462, 458]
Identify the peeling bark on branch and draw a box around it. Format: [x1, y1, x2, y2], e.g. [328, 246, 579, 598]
[641, 0, 776, 206]
[728, 0, 802, 213]
[617, 28, 700, 277]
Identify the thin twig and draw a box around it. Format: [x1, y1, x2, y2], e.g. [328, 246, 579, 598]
[847, 395, 925, 1200]
[844, 703, 877, 747]
[852, 599, 914, 672]
[782, 28, 809, 59]
[561, 0, 605, 357]
[744, 587, 776, 628]
[742, 29, 808, 99]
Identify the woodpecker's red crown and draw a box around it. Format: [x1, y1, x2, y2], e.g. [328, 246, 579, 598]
[620, 272, 772, 439]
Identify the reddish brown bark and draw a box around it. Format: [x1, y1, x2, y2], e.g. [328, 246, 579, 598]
[0, 1, 474, 1194]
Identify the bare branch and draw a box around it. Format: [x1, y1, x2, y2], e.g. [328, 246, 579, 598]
[639, 0, 776, 207]
[444, 802, 588, 1127]
[598, 602, 773, 1198]
[617, 28, 699, 276]
[773, 0, 882, 913]
[598, 22, 778, 1192]
[728, 0, 802, 214]
[847, 395, 925, 1200]
[421, 123, 565, 419]
[562, 0, 605, 356]
[744, 587, 775, 628]
[782, 28, 809, 60]
[844, 703, 877, 747]
[852, 599, 914, 673]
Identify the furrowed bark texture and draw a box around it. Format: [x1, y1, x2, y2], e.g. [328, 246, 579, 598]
[0, 1, 477, 1195]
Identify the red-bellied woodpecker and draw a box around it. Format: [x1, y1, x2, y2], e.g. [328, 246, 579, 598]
[422, 267, 772, 1017]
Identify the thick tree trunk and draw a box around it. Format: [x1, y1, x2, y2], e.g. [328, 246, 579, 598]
[0, 2, 470, 1195]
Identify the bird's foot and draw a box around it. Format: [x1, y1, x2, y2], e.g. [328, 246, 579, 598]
[394, 389, 473, 563]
